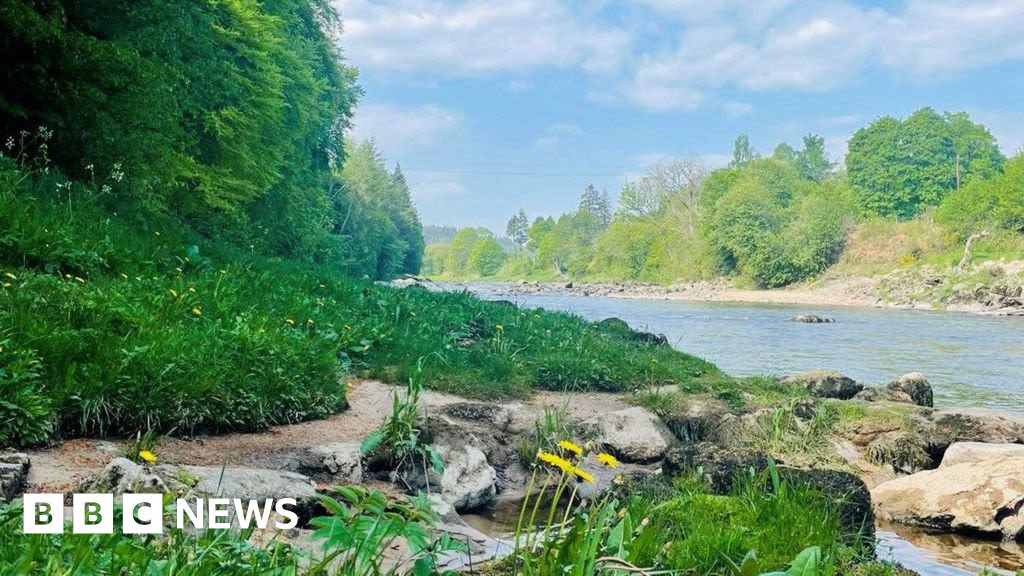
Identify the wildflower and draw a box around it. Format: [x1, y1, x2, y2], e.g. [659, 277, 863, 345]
[139, 450, 157, 464]
[4, 137, 13, 149]
[571, 466, 595, 483]
[3, 272, 16, 281]
[558, 440, 584, 456]
[191, 307, 202, 316]
[597, 452, 619, 469]
[495, 324, 504, 332]
[537, 451, 574, 474]
[284, 318, 295, 326]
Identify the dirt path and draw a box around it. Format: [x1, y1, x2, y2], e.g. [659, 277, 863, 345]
[23, 380, 631, 492]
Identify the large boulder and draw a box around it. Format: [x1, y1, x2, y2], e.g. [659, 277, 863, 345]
[853, 387, 915, 405]
[663, 443, 766, 493]
[432, 444, 496, 512]
[872, 455, 1024, 540]
[887, 373, 934, 408]
[583, 406, 676, 463]
[932, 408, 1024, 448]
[80, 457, 168, 494]
[865, 431, 933, 474]
[0, 453, 30, 503]
[782, 370, 863, 400]
[940, 442, 1024, 468]
[296, 442, 362, 483]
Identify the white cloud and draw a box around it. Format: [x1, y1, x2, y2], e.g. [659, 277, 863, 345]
[348, 104, 462, 153]
[404, 170, 466, 201]
[336, 0, 630, 74]
[723, 101, 753, 118]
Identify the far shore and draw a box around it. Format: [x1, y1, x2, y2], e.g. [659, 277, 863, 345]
[429, 275, 1024, 316]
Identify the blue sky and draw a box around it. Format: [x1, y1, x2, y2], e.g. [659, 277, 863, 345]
[336, 0, 1024, 233]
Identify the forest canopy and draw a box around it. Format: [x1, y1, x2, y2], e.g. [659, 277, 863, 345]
[0, 0, 421, 278]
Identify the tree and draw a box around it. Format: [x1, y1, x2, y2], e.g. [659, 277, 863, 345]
[730, 134, 758, 167]
[773, 143, 797, 163]
[468, 237, 508, 276]
[847, 108, 1004, 218]
[618, 157, 707, 230]
[795, 134, 832, 182]
[505, 209, 529, 248]
[579, 184, 612, 228]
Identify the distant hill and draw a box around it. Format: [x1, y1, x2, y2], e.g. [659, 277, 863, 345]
[423, 225, 461, 244]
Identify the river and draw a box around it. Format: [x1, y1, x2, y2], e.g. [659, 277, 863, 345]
[459, 284, 1024, 574]
[465, 286, 1024, 413]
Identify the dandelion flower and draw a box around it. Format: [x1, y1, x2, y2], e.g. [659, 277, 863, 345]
[3, 272, 16, 281]
[139, 450, 157, 464]
[558, 440, 584, 456]
[571, 466, 595, 483]
[284, 318, 295, 326]
[537, 451, 574, 474]
[597, 453, 619, 469]
[191, 307, 202, 316]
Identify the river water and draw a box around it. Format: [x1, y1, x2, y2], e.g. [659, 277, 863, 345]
[460, 285, 1024, 574]
[466, 287, 1024, 413]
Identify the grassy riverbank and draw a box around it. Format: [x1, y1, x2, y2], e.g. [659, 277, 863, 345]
[0, 161, 730, 446]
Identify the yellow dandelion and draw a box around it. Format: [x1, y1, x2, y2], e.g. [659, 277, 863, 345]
[597, 452, 619, 469]
[558, 440, 584, 456]
[138, 450, 157, 464]
[537, 451, 574, 474]
[3, 272, 17, 281]
[284, 318, 295, 326]
[571, 466, 595, 483]
[191, 307, 202, 316]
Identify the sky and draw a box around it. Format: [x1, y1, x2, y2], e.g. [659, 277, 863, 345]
[335, 0, 1024, 233]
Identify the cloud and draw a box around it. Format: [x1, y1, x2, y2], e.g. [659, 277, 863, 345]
[404, 170, 466, 201]
[337, 0, 630, 74]
[723, 101, 753, 118]
[534, 123, 583, 148]
[507, 80, 534, 92]
[348, 104, 462, 153]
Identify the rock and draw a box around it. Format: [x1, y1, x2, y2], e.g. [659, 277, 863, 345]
[596, 317, 669, 347]
[575, 453, 661, 501]
[791, 315, 835, 323]
[297, 442, 362, 483]
[872, 455, 1024, 540]
[663, 443, 766, 494]
[0, 453, 30, 503]
[887, 373, 934, 408]
[80, 457, 168, 495]
[782, 370, 863, 400]
[780, 467, 876, 546]
[433, 445, 496, 512]
[853, 387, 916, 405]
[940, 442, 1024, 468]
[662, 398, 732, 443]
[865, 431, 933, 474]
[178, 465, 321, 524]
[440, 402, 512, 431]
[933, 408, 1024, 448]
[584, 406, 676, 463]
[426, 493, 457, 521]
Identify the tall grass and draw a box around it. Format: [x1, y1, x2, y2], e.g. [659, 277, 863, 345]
[0, 160, 726, 446]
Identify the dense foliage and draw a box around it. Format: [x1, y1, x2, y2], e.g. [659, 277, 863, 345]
[847, 108, 1004, 219]
[0, 1, 419, 278]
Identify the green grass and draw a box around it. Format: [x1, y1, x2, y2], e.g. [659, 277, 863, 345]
[0, 160, 726, 446]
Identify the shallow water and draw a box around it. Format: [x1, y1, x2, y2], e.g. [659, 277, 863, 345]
[467, 287, 1024, 413]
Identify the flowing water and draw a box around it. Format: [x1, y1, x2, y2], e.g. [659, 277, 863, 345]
[458, 285, 1024, 574]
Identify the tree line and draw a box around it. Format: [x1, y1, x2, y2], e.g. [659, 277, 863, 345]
[425, 108, 1020, 287]
[0, 0, 422, 279]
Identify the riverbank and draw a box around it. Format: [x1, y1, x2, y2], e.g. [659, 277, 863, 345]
[435, 260, 1024, 316]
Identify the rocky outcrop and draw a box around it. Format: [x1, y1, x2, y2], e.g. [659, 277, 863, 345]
[296, 442, 362, 483]
[791, 315, 835, 323]
[440, 402, 513, 432]
[782, 370, 863, 400]
[872, 454, 1024, 540]
[865, 431, 933, 474]
[0, 453, 30, 503]
[932, 408, 1024, 448]
[583, 406, 676, 463]
[595, 317, 669, 347]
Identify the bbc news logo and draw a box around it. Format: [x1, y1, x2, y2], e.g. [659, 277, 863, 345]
[23, 494, 300, 534]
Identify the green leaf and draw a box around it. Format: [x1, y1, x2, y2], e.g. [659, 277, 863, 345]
[360, 430, 384, 454]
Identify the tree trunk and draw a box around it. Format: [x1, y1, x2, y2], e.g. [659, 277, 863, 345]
[956, 229, 989, 273]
